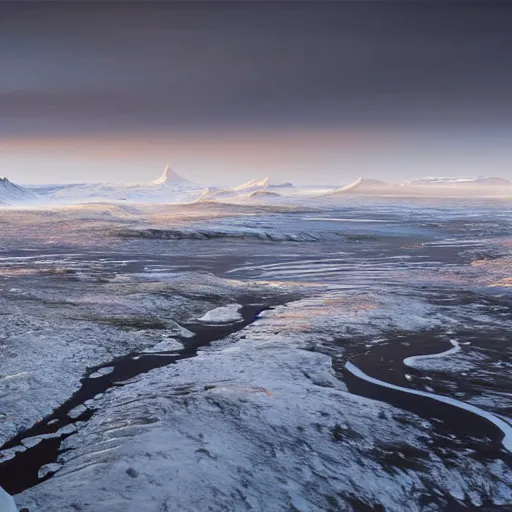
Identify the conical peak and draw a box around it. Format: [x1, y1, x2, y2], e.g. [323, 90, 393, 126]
[153, 165, 190, 185]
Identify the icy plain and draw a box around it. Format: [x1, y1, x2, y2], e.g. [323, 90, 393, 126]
[0, 184, 511, 511]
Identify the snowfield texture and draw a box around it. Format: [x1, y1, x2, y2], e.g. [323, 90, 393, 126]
[1, 194, 512, 512]
[0, 178, 36, 204]
[0, 269, 297, 446]
[17, 296, 512, 512]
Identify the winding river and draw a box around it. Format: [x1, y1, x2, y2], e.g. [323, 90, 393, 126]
[344, 340, 512, 453]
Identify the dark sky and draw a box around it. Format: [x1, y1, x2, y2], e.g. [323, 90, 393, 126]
[1, 1, 512, 184]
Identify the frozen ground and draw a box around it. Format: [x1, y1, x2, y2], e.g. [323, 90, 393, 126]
[1, 197, 512, 511]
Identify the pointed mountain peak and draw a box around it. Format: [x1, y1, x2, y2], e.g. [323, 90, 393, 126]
[153, 165, 190, 185]
[1, 176, 24, 190]
[0, 176, 36, 202]
[232, 176, 270, 192]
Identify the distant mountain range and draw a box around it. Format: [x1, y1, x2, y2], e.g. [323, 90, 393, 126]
[20, 166, 201, 204]
[324, 176, 512, 198]
[1, 169, 512, 206]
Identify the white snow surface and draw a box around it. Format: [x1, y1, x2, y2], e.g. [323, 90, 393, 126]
[89, 367, 115, 379]
[402, 176, 512, 186]
[38, 464, 62, 480]
[0, 487, 18, 512]
[0, 269, 297, 447]
[17, 294, 512, 512]
[152, 165, 190, 185]
[3, 199, 512, 511]
[21, 433, 60, 449]
[25, 167, 201, 204]
[0, 178, 36, 205]
[232, 177, 269, 192]
[197, 303, 243, 323]
[67, 405, 89, 420]
[143, 338, 184, 353]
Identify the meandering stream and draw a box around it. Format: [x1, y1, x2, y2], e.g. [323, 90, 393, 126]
[344, 339, 512, 453]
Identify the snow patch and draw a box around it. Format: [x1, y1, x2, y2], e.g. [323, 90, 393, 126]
[21, 433, 59, 449]
[0, 486, 18, 512]
[143, 339, 184, 353]
[67, 405, 89, 419]
[0, 177, 36, 205]
[89, 367, 115, 379]
[404, 339, 461, 368]
[197, 304, 243, 324]
[38, 463, 62, 479]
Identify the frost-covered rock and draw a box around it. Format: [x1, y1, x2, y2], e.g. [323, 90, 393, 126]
[143, 339, 183, 353]
[67, 405, 88, 420]
[56, 424, 78, 436]
[197, 304, 243, 324]
[38, 463, 62, 479]
[89, 366, 115, 379]
[21, 433, 59, 449]
[0, 445, 26, 463]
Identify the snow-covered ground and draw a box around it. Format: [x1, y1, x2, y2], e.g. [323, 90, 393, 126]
[0, 486, 17, 512]
[0, 178, 36, 204]
[15, 294, 512, 511]
[1, 194, 512, 511]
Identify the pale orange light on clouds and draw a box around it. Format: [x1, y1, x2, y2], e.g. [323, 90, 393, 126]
[0, 129, 381, 158]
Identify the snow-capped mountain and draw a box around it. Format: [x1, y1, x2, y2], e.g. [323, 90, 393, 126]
[204, 177, 298, 201]
[231, 177, 270, 193]
[201, 177, 270, 200]
[32, 166, 202, 204]
[4, 168, 511, 206]
[0, 177, 37, 204]
[152, 165, 191, 185]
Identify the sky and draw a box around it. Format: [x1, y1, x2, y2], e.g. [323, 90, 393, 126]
[1, 1, 512, 185]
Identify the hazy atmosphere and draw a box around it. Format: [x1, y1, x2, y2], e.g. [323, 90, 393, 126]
[2, 1, 512, 184]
